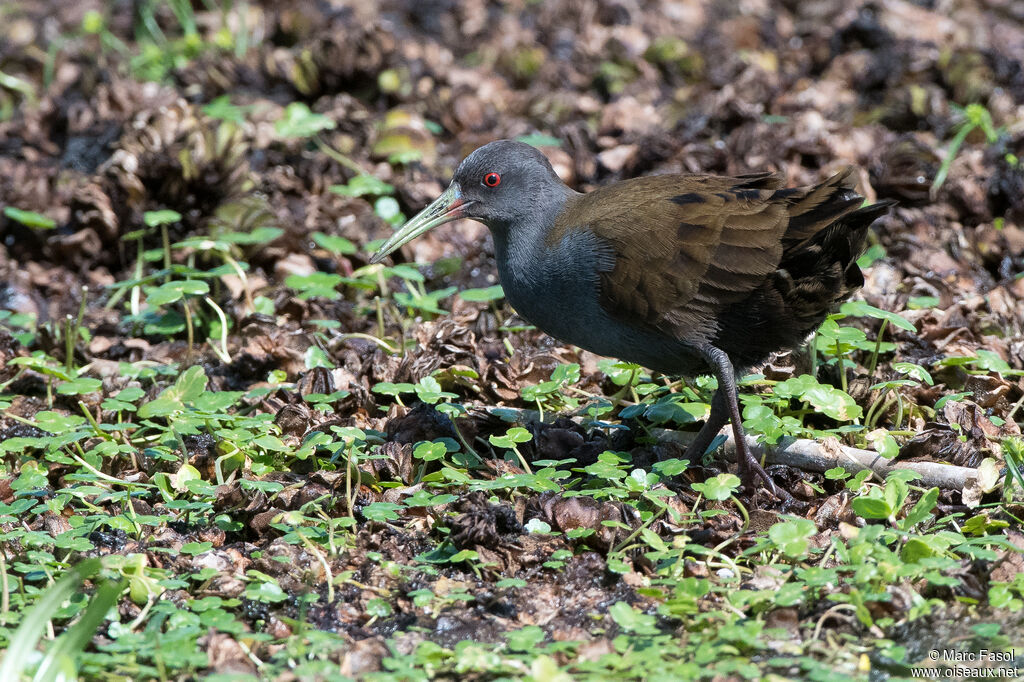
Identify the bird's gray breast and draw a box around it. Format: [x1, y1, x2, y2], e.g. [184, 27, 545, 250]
[494, 229, 605, 344]
[493, 227, 706, 375]
[496, 229, 635, 355]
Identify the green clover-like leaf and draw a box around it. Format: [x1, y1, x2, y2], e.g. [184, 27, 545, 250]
[691, 473, 741, 501]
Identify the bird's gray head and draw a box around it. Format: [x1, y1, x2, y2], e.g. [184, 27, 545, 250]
[370, 140, 571, 263]
[451, 140, 566, 230]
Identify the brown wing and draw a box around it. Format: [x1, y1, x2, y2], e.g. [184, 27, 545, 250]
[551, 172, 792, 342]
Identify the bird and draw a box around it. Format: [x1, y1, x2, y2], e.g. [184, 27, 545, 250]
[371, 140, 895, 495]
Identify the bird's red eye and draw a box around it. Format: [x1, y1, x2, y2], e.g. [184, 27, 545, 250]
[483, 172, 501, 187]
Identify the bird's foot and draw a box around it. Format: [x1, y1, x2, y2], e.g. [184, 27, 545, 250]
[735, 438, 791, 501]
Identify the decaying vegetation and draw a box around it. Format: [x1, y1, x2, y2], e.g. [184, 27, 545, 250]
[1, 1, 1023, 679]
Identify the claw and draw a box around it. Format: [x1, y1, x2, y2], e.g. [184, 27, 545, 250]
[735, 437, 793, 501]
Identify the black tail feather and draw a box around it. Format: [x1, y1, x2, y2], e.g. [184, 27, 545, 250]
[710, 168, 896, 369]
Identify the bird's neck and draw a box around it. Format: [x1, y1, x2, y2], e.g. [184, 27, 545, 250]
[487, 184, 578, 281]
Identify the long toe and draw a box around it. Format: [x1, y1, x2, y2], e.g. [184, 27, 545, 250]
[744, 452, 777, 495]
[735, 438, 782, 498]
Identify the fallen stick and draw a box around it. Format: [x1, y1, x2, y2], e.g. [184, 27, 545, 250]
[653, 429, 977, 490]
[480, 406, 977, 490]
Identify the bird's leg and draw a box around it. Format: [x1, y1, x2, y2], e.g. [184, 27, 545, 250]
[697, 345, 778, 496]
[682, 390, 729, 460]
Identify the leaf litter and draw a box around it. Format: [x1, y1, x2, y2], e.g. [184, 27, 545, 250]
[1, 0, 1024, 679]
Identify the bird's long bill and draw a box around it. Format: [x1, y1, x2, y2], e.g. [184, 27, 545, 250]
[369, 184, 468, 264]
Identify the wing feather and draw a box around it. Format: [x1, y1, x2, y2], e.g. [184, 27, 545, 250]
[547, 169, 867, 344]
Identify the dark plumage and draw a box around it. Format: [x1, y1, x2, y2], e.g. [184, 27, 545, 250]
[372, 140, 895, 494]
